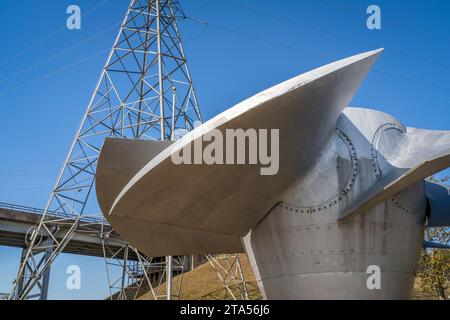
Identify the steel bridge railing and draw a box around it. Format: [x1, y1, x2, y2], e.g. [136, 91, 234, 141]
[0, 202, 108, 225]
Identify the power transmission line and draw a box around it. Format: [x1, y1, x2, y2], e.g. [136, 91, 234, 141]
[184, 16, 328, 59]
[185, 16, 450, 95]
[0, 0, 111, 69]
[0, 22, 121, 86]
[319, 0, 450, 44]
[3, 4, 450, 99]
[0, 49, 109, 96]
[216, 0, 450, 71]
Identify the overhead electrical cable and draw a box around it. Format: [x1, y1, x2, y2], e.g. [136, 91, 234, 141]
[318, 0, 450, 44]
[3, 5, 450, 99]
[0, 21, 121, 85]
[0, 0, 111, 69]
[0, 49, 109, 96]
[184, 16, 450, 95]
[216, 0, 450, 71]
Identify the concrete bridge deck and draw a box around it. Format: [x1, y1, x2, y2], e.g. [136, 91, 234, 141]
[0, 202, 137, 260]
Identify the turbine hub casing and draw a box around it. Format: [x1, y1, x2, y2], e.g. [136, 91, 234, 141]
[244, 109, 427, 299]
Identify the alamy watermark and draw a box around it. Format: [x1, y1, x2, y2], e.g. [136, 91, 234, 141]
[66, 265, 81, 290]
[366, 265, 381, 290]
[171, 128, 280, 176]
[366, 5, 381, 30]
[67, 5, 81, 30]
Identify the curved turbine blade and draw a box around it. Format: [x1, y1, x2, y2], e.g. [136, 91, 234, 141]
[97, 49, 383, 257]
[96, 138, 172, 215]
[341, 128, 450, 220]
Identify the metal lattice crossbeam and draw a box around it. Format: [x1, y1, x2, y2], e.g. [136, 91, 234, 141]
[206, 254, 249, 300]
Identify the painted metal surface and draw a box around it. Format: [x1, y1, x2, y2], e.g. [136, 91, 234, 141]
[96, 49, 383, 257]
[425, 181, 450, 227]
[341, 124, 450, 220]
[245, 108, 429, 299]
[96, 49, 450, 299]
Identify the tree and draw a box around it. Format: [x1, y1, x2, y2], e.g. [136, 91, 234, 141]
[417, 176, 450, 300]
[417, 237, 450, 300]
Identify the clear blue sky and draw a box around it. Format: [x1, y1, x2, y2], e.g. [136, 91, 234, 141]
[0, 0, 449, 299]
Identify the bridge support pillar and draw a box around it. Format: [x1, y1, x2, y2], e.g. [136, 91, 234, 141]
[39, 242, 52, 300]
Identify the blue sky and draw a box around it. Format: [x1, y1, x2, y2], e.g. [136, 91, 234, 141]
[0, 0, 449, 299]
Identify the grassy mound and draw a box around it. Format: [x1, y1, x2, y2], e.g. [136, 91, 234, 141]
[138, 254, 446, 300]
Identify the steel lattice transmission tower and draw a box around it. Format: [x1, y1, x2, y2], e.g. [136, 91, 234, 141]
[10, 0, 203, 300]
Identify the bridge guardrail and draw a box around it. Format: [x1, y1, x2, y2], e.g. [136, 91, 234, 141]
[0, 202, 108, 225]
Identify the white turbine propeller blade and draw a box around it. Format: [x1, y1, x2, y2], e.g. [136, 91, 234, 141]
[96, 49, 383, 257]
